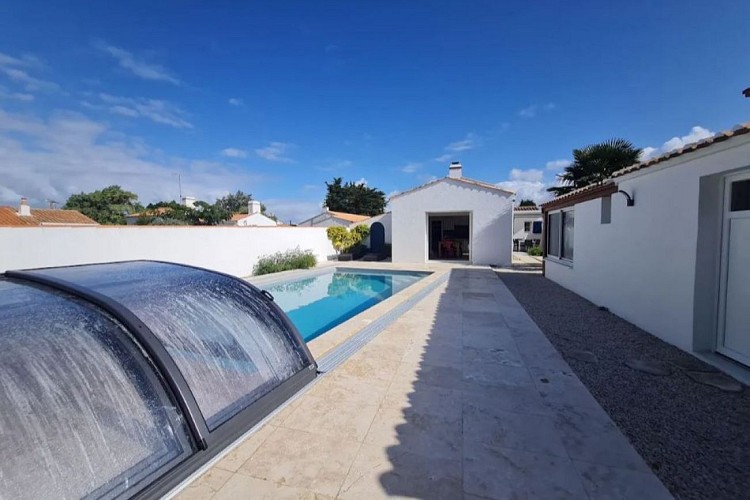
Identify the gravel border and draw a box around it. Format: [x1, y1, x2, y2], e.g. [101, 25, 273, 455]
[497, 270, 750, 500]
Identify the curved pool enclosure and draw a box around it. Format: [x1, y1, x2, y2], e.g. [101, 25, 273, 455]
[0, 261, 317, 499]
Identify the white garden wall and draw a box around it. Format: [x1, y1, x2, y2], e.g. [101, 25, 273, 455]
[545, 135, 750, 353]
[0, 226, 335, 278]
[391, 179, 513, 266]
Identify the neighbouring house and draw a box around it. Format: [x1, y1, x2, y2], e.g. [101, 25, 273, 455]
[125, 207, 172, 225]
[0, 198, 98, 227]
[125, 195, 197, 225]
[229, 200, 278, 227]
[513, 205, 543, 251]
[296, 209, 371, 228]
[541, 122, 750, 373]
[389, 162, 514, 265]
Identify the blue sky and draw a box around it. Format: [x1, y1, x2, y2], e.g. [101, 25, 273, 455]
[0, 1, 748, 221]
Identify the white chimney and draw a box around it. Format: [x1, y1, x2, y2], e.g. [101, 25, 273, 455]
[181, 196, 196, 208]
[448, 161, 463, 179]
[249, 200, 261, 214]
[18, 197, 31, 217]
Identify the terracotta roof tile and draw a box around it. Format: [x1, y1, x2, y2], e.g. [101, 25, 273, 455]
[0, 207, 38, 227]
[514, 206, 541, 212]
[0, 206, 98, 226]
[29, 208, 98, 225]
[327, 211, 371, 223]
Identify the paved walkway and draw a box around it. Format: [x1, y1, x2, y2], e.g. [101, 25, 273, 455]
[178, 268, 671, 499]
[512, 251, 543, 266]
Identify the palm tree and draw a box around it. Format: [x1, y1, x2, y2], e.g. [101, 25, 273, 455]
[548, 139, 641, 197]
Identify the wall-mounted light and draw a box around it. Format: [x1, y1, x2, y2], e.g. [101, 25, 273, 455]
[618, 190, 635, 207]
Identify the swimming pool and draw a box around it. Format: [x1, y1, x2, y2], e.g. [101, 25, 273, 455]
[264, 268, 430, 341]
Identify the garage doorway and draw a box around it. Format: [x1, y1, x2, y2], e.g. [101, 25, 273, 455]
[428, 213, 470, 261]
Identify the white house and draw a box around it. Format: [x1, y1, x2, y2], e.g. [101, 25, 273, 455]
[541, 123, 750, 375]
[389, 162, 514, 265]
[230, 200, 278, 227]
[297, 209, 371, 227]
[513, 205, 543, 251]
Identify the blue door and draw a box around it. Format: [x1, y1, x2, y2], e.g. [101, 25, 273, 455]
[370, 222, 385, 253]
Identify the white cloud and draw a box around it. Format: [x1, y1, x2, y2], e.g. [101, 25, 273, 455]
[495, 167, 558, 204]
[0, 86, 34, 102]
[545, 159, 572, 171]
[355, 178, 367, 186]
[93, 40, 180, 85]
[401, 162, 421, 173]
[228, 97, 244, 107]
[220, 147, 248, 158]
[0, 108, 263, 207]
[519, 105, 537, 118]
[434, 153, 452, 163]
[519, 102, 555, 119]
[256, 141, 294, 162]
[446, 133, 479, 152]
[302, 184, 320, 191]
[640, 125, 715, 160]
[509, 168, 544, 183]
[264, 198, 323, 224]
[0, 51, 58, 93]
[83, 93, 192, 129]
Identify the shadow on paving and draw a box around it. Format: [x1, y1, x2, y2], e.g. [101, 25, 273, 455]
[375, 268, 466, 498]
[373, 267, 667, 499]
[498, 269, 750, 500]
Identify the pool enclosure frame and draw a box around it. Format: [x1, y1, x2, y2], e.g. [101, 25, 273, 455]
[3, 260, 317, 498]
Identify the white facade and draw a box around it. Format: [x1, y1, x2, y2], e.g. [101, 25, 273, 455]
[543, 131, 750, 368]
[513, 208, 543, 249]
[357, 212, 392, 246]
[390, 167, 514, 266]
[297, 213, 347, 227]
[234, 213, 278, 227]
[297, 210, 369, 228]
[0, 226, 334, 277]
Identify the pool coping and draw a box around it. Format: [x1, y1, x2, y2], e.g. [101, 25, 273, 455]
[247, 262, 451, 360]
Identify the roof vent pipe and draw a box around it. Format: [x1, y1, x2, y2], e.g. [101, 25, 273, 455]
[18, 197, 31, 217]
[448, 161, 463, 179]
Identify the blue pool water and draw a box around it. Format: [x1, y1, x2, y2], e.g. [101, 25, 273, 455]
[264, 269, 430, 342]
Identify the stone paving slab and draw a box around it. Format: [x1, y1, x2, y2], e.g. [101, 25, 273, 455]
[177, 267, 671, 499]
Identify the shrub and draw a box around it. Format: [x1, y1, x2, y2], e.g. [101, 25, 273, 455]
[253, 247, 317, 276]
[326, 226, 352, 254]
[527, 246, 543, 256]
[350, 224, 370, 243]
[327, 224, 370, 255]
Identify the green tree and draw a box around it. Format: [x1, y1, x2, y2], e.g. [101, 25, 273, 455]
[64, 185, 143, 225]
[215, 190, 252, 214]
[190, 201, 231, 225]
[215, 190, 278, 221]
[548, 139, 641, 197]
[324, 178, 386, 216]
[518, 199, 537, 207]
